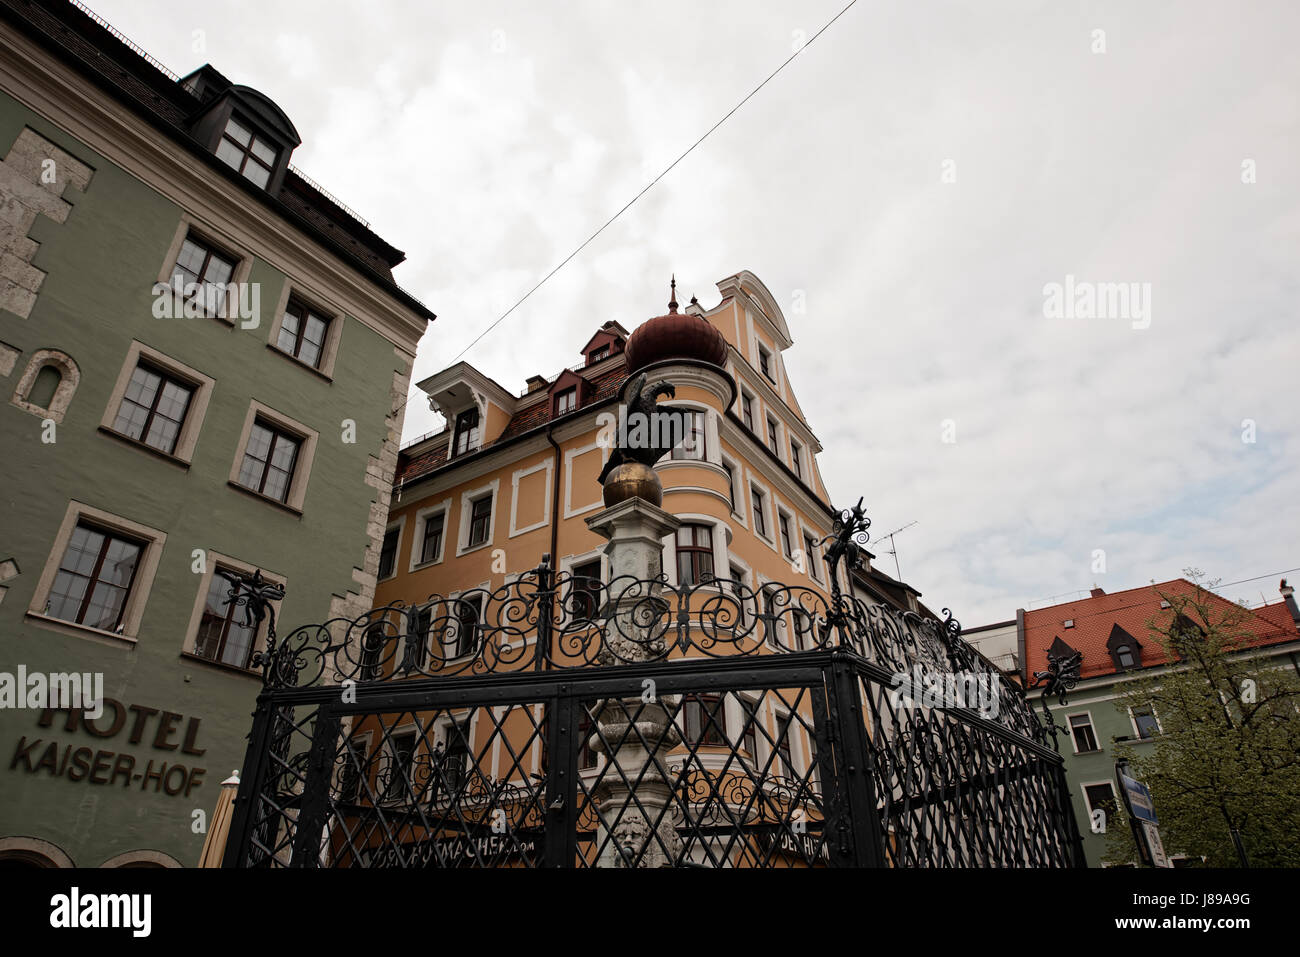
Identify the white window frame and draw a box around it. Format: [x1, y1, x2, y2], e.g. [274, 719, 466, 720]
[1066, 710, 1100, 754]
[267, 281, 345, 380]
[409, 498, 452, 570]
[1079, 780, 1119, 829]
[1129, 703, 1162, 740]
[26, 500, 167, 646]
[747, 474, 776, 548]
[182, 550, 285, 673]
[99, 340, 215, 466]
[457, 479, 500, 555]
[228, 400, 319, 514]
[377, 516, 405, 583]
[156, 217, 254, 326]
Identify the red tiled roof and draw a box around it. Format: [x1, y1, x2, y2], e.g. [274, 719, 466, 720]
[498, 365, 628, 442]
[1023, 579, 1298, 682]
[394, 364, 630, 486]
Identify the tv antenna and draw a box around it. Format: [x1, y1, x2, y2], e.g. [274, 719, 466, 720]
[872, 521, 918, 581]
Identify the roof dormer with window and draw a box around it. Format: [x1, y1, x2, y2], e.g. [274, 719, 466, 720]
[417, 362, 517, 459]
[181, 65, 301, 194]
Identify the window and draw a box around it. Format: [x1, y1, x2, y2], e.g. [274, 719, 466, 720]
[111, 363, 193, 456]
[740, 698, 759, 756]
[1063, 619, 1075, 629]
[578, 707, 599, 770]
[778, 514, 793, 559]
[675, 524, 714, 586]
[1069, 714, 1099, 753]
[766, 416, 779, 453]
[1133, 705, 1161, 739]
[359, 625, 385, 681]
[775, 713, 795, 777]
[555, 388, 577, 416]
[751, 488, 768, 538]
[171, 234, 236, 315]
[741, 393, 754, 431]
[671, 410, 706, 461]
[194, 569, 259, 669]
[409, 606, 431, 671]
[803, 532, 822, 582]
[449, 594, 482, 658]
[790, 439, 803, 480]
[758, 345, 774, 382]
[436, 721, 471, 798]
[683, 694, 728, 747]
[46, 523, 143, 631]
[722, 461, 736, 512]
[378, 527, 400, 580]
[588, 345, 610, 364]
[215, 115, 277, 188]
[452, 408, 480, 458]
[762, 586, 785, 647]
[236, 419, 300, 504]
[728, 564, 750, 625]
[1115, 645, 1137, 669]
[276, 300, 329, 369]
[339, 736, 367, 803]
[383, 731, 417, 802]
[419, 511, 445, 565]
[571, 559, 603, 619]
[1083, 783, 1118, 823]
[467, 495, 493, 548]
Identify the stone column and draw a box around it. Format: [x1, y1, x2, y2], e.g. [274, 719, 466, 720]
[584, 496, 682, 867]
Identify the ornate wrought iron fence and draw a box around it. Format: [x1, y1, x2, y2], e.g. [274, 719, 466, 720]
[222, 548, 1085, 867]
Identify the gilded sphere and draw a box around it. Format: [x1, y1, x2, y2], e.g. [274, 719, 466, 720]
[601, 461, 663, 507]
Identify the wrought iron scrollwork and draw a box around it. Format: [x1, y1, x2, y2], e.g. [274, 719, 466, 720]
[218, 568, 287, 682]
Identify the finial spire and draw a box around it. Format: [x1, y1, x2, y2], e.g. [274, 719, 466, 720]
[668, 275, 678, 313]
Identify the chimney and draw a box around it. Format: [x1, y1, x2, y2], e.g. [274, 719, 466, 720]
[1090, 587, 1106, 598]
[525, 375, 549, 394]
[1281, 579, 1300, 628]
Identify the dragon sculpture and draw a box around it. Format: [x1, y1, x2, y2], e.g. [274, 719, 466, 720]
[596, 372, 686, 485]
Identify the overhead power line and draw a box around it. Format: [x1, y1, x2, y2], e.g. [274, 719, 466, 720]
[392, 0, 863, 425]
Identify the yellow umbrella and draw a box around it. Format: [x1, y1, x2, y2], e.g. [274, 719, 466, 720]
[197, 770, 240, 867]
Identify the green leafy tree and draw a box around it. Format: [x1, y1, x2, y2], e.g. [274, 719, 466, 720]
[1102, 571, 1300, 867]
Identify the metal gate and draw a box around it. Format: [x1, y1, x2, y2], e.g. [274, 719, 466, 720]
[222, 510, 1085, 868]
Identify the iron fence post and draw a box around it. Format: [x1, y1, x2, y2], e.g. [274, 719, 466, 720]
[543, 687, 578, 867]
[828, 656, 886, 867]
[534, 554, 553, 671]
[289, 706, 342, 867]
[222, 691, 276, 868]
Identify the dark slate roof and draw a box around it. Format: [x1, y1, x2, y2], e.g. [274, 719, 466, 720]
[1, 0, 430, 313]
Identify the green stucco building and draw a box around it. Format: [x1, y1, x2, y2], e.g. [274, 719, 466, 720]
[0, 0, 432, 868]
[970, 580, 1300, 866]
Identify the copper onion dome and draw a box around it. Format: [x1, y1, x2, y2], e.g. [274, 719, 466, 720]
[624, 276, 728, 373]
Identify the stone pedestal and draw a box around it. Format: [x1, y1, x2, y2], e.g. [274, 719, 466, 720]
[584, 496, 682, 867]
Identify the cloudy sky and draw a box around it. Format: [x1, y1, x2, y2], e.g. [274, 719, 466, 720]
[94, 0, 1299, 624]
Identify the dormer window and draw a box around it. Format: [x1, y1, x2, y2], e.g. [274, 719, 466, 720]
[1106, 623, 1142, 672]
[588, 346, 610, 364]
[555, 387, 577, 416]
[451, 408, 480, 458]
[216, 116, 278, 188]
